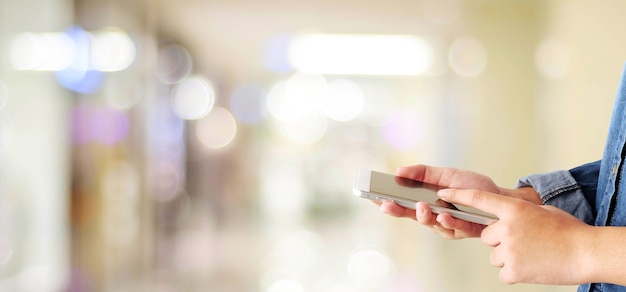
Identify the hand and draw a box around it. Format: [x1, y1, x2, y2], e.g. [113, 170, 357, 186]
[438, 189, 591, 285]
[378, 164, 541, 239]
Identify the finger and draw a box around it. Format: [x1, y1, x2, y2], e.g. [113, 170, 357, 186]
[498, 265, 519, 285]
[489, 247, 505, 268]
[415, 202, 436, 225]
[396, 164, 463, 187]
[380, 201, 417, 219]
[480, 225, 501, 247]
[435, 215, 463, 239]
[437, 189, 513, 217]
[436, 212, 463, 229]
[396, 164, 445, 185]
[415, 203, 456, 238]
[436, 213, 485, 238]
[394, 176, 440, 192]
[431, 223, 457, 240]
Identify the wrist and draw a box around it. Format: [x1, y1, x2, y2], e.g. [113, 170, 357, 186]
[574, 225, 603, 284]
[576, 226, 626, 286]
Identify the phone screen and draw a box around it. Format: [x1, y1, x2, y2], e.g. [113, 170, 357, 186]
[366, 170, 497, 222]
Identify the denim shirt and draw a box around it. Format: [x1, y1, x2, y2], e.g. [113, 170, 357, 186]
[516, 63, 626, 292]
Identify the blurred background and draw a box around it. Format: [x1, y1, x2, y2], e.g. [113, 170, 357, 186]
[0, 0, 625, 291]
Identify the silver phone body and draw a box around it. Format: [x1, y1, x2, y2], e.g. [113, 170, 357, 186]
[353, 169, 498, 225]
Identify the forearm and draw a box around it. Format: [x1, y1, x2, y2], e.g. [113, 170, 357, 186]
[580, 226, 626, 285]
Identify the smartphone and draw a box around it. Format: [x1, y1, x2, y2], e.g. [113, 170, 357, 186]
[353, 169, 498, 225]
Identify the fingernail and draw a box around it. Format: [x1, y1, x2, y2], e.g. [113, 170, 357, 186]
[418, 205, 426, 217]
[438, 189, 452, 198]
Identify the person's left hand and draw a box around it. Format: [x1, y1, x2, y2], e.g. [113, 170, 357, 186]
[438, 188, 592, 285]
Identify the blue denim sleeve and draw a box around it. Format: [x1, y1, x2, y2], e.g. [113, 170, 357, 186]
[515, 161, 600, 225]
[568, 160, 601, 212]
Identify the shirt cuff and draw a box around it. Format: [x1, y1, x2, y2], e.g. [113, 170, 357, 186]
[515, 170, 595, 225]
[515, 170, 580, 204]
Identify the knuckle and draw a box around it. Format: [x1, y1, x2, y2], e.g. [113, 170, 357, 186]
[468, 190, 487, 206]
[499, 268, 519, 285]
[499, 224, 515, 238]
[489, 250, 498, 265]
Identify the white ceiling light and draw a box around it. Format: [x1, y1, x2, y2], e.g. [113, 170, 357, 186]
[288, 34, 433, 76]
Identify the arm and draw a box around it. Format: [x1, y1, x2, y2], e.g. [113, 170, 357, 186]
[583, 226, 626, 286]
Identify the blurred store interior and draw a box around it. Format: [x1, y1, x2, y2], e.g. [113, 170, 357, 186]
[1, 0, 625, 291]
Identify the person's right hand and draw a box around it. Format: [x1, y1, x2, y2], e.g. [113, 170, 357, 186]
[377, 164, 542, 239]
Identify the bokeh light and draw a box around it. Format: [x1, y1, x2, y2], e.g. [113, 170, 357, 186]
[262, 34, 294, 73]
[448, 36, 488, 77]
[229, 83, 267, 124]
[381, 108, 426, 150]
[323, 79, 365, 122]
[100, 109, 130, 145]
[195, 106, 237, 149]
[535, 38, 570, 79]
[423, 37, 449, 76]
[157, 44, 193, 84]
[55, 26, 104, 94]
[9, 26, 135, 74]
[267, 279, 305, 292]
[275, 113, 328, 145]
[71, 105, 130, 145]
[358, 83, 397, 126]
[91, 27, 136, 72]
[9, 33, 41, 70]
[285, 73, 328, 116]
[266, 74, 328, 122]
[289, 34, 433, 76]
[385, 274, 425, 292]
[170, 75, 215, 120]
[8, 26, 136, 99]
[9, 32, 75, 71]
[260, 268, 295, 291]
[265, 80, 291, 121]
[326, 282, 357, 292]
[261, 268, 305, 292]
[348, 248, 392, 290]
